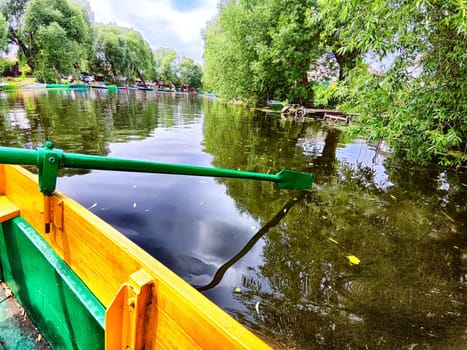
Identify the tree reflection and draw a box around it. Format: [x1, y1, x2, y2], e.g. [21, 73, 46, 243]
[0, 90, 201, 176]
[202, 104, 467, 348]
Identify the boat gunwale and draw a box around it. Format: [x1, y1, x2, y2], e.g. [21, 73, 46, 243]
[0, 164, 270, 349]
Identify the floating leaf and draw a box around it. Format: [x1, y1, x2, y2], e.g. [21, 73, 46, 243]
[234, 287, 241, 293]
[390, 194, 397, 200]
[328, 238, 339, 244]
[347, 255, 360, 265]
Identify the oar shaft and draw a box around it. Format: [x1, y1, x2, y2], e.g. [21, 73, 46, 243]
[0, 147, 37, 165]
[0, 144, 313, 191]
[63, 152, 278, 182]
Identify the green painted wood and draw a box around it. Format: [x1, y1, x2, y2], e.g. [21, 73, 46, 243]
[0, 217, 105, 349]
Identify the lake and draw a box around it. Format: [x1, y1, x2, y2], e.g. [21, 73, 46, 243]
[1, 88, 466, 349]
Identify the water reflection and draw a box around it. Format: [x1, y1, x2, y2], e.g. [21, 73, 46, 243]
[0, 90, 465, 349]
[197, 191, 308, 291]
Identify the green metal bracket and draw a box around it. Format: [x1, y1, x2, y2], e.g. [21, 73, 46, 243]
[36, 141, 64, 196]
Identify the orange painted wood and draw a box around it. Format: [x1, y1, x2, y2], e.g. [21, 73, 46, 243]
[0, 165, 271, 350]
[0, 196, 20, 222]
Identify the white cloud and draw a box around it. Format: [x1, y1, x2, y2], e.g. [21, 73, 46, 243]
[87, 0, 218, 62]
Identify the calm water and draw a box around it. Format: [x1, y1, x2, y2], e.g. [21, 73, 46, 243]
[1, 89, 466, 349]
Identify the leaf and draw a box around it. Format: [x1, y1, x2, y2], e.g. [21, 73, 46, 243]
[347, 255, 361, 265]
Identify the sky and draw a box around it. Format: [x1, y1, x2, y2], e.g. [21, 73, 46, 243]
[86, 0, 219, 63]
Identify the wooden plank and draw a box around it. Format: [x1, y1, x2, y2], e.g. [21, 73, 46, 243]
[324, 112, 350, 124]
[0, 165, 271, 350]
[0, 196, 20, 222]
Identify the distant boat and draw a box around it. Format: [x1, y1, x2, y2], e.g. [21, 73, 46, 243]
[137, 86, 154, 91]
[267, 100, 285, 111]
[46, 83, 90, 89]
[91, 84, 118, 92]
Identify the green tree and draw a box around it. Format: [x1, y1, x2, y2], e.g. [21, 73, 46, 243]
[178, 56, 202, 88]
[33, 21, 81, 81]
[92, 24, 154, 83]
[22, 0, 92, 80]
[0, 13, 7, 51]
[203, 0, 320, 105]
[126, 29, 155, 83]
[154, 47, 179, 85]
[316, 0, 467, 166]
[0, 0, 29, 60]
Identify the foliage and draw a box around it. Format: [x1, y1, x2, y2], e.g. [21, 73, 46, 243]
[203, 0, 320, 105]
[0, 0, 29, 59]
[311, 81, 339, 108]
[315, 0, 467, 166]
[178, 56, 202, 88]
[154, 47, 178, 85]
[152, 49, 202, 88]
[0, 12, 7, 51]
[91, 24, 155, 83]
[21, 0, 91, 81]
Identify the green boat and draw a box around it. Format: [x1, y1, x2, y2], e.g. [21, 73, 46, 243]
[45, 83, 90, 89]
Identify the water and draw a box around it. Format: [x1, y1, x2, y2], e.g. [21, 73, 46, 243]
[1, 89, 466, 349]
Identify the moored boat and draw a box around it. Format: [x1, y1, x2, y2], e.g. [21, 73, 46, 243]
[0, 143, 313, 349]
[46, 83, 90, 89]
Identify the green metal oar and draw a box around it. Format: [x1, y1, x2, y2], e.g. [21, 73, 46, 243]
[0, 141, 314, 195]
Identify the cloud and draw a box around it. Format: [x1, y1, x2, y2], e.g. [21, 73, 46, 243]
[87, 0, 218, 63]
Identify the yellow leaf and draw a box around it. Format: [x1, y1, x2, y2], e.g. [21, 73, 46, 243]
[234, 287, 241, 293]
[328, 238, 339, 244]
[390, 194, 397, 200]
[347, 255, 360, 265]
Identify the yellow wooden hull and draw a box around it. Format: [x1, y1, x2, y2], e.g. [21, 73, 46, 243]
[0, 164, 270, 349]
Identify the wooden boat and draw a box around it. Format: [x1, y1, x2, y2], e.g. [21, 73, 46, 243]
[137, 86, 154, 91]
[91, 84, 118, 92]
[0, 144, 314, 349]
[46, 83, 90, 89]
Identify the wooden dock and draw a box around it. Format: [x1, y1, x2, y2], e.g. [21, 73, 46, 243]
[278, 106, 356, 124]
[304, 108, 354, 124]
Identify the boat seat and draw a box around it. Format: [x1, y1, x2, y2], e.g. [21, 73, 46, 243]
[0, 196, 20, 223]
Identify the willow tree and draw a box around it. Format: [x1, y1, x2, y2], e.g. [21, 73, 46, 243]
[2, 0, 91, 80]
[0, 13, 6, 50]
[316, 0, 467, 166]
[0, 0, 29, 61]
[154, 47, 178, 85]
[203, 0, 319, 105]
[92, 24, 155, 83]
[179, 56, 202, 88]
